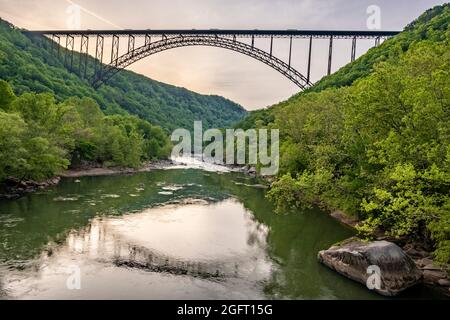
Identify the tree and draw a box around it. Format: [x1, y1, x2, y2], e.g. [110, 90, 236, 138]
[0, 79, 15, 111]
[0, 112, 27, 180]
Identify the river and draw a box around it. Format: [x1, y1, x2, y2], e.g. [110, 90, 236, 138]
[0, 161, 445, 299]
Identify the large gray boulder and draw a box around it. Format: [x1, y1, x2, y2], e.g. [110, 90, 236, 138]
[318, 239, 422, 296]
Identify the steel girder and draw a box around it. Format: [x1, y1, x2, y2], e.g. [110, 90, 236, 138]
[64, 35, 75, 70]
[30, 29, 399, 39]
[92, 35, 313, 89]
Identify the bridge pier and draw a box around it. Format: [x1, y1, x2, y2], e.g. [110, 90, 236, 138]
[94, 35, 104, 78]
[307, 36, 312, 83]
[111, 35, 119, 66]
[269, 36, 273, 57]
[351, 36, 357, 62]
[79, 35, 89, 78]
[375, 36, 381, 47]
[288, 36, 292, 69]
[51, 34, 60, 57]
[128, 34, 135, 53]
[145, 34, 151, 46]
[327, 36, 333, 76]
[64, 35, 75, 70]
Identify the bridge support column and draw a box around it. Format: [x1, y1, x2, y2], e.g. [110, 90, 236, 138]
[375, 36, 381, 47]
[251, 35, 254, 49]
[327, 36, 333, 76]
[145, 34, 151, 46]
[94, 35, 104, 78]
[111, 35, 119, 66]
[64, 35, 75, 70]
[79, 35, 89, 78]
[307, 36, 312, 83]
[351, 36, 357, 62]
[288, 36, 292, 68]
[128, 34, 135, 53]
[52, 34, 61, 58]
[269, 36, 273, 57]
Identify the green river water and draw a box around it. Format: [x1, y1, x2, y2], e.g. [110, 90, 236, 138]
[0, 167, 445, 299]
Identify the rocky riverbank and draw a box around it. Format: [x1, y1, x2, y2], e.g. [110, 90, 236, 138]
[61, 160, 174, 178]
[299, 198, 450, 297]
[318, 237, 450, 297]
[232, 166, 450, 297]
[403, 242, 450, 296]
[318, 238, 423, 296]
[0, 159, 265, 200]
[0, 160, 175, 200]
[0, 176, 61, 200]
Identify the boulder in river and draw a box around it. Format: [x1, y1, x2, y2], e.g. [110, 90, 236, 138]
[318, 238, 422, 296]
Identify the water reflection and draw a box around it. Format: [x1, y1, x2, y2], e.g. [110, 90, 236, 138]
[3, 199, 275, 299]
[73, 199, 272, 280]
[0, 168, 446, 300]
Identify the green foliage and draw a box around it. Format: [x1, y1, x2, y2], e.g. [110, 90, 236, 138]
[267, 169, 333, 213]
[234, 108, 274, 130]
[22, 136, 69, 181]
[0, 19, 247, 132]
[0, 79, 15, 111]
[247, 4, 450, 269]
[0, 81, 172, 181]
[305, 3, 450, 93]
[0, 112, 27, 181]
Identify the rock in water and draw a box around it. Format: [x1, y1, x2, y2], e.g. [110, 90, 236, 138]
[318, 239, 422, 296]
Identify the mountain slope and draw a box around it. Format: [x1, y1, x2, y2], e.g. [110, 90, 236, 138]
[235, 3, 450, 130]
[241, 4, 450, 268]
[0, 19, 247, 132]
[308, 3, 450, 93]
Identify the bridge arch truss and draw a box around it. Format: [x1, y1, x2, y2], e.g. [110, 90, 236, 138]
[27, 29, 399, 90]
[94, 35, 313, 89]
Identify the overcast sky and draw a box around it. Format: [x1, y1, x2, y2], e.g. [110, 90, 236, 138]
[0, 0, 446, 110]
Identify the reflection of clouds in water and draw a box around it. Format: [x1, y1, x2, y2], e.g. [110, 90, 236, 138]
[58, 199, 274, 285]
[243, 210, 270, 248]
[0, 179, 278, 299]
[84, 201, 271, 280]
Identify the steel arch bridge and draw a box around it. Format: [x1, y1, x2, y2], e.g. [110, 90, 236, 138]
[96, 35, 313, 89]
[27, 29, 399, 90]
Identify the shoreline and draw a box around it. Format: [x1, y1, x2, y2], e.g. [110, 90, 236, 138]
[0, 159, 257, 200]
[309, 197, 450, 297]
[1, 160, 448, 296]
[60, 159, 175, 178]
[0, 159, 175, 200]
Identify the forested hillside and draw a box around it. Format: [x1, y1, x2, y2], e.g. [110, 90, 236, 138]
[236, 4, 450, 129]
[241, 4, 450, 269]
[0, 19, 247, 132]
[0, 80, 172, 184]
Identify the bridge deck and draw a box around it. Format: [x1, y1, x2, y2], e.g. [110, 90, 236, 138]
[27, 29, 399, 39]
